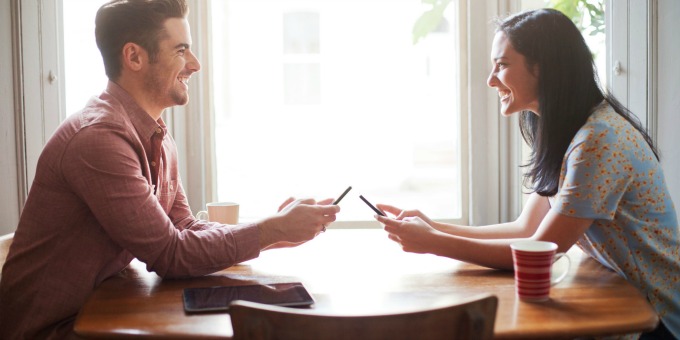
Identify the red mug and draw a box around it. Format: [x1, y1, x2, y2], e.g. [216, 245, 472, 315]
[510, 241, 571, 302]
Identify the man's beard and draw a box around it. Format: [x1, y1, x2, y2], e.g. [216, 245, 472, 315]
[145, 66, 189, 107]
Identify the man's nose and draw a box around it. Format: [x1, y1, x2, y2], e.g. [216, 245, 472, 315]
[186, 49, 201, 72]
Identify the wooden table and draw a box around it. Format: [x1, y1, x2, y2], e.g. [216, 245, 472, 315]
[74, 229, 658, 339]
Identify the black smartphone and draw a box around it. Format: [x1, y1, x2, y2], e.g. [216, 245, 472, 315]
[333, 186, 352, 205]
[359, 195, 386, 216]
[182, 282, 315, 313]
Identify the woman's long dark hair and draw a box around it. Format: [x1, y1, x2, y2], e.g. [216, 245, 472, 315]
[496, 8, 658, 196]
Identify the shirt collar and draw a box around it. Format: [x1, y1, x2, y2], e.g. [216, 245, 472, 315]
[105, 81, 166, 140]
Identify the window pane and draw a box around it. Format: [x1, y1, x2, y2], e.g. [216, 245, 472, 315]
[283, 12, 320, 54]
[62, 0, 109, 116]
[283, 63, 320, 105]
[210, 0, 462, 222]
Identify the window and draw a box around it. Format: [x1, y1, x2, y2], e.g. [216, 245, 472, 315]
[62, 0, 109, 117]
[209, 0, 463, 224]
[14, 0, 664, 231]
[283, 11, 320, 105]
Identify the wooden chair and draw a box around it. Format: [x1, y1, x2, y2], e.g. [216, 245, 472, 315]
[0, 233, 14, 281]
[230, 293, 497, 340]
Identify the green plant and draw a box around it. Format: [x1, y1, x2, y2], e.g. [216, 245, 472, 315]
[412, 0, 605, 43]
[412, 0, 452, 44]
[548, 0, 604, 37]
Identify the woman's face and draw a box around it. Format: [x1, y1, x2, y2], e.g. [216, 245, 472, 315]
[487, 32, 539, 116]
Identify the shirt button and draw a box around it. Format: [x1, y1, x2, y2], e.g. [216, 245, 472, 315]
[156, 128, 162, 134]
[151, 161, 156, 167]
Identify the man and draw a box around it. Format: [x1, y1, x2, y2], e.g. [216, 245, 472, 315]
[0, 1, 339, 338]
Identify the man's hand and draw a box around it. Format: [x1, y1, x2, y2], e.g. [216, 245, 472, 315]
[259, 198, 339, 249]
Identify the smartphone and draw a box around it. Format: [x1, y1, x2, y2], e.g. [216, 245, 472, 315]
[333, 186, 352, 205]
[182, 282, 315, 313]
[359, 195, 386, 216]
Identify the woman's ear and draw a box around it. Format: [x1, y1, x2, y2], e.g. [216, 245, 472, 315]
[121, 42, 147, 72]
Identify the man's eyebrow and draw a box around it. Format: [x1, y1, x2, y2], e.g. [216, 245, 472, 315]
[493, 56, 509, 62]
[174, 43, 190, 50]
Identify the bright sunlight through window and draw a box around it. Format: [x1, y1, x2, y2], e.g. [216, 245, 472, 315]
[63, 0, 109, 117]
[210, 0, 462, 223]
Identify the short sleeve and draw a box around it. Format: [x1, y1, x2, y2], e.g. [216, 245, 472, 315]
[553, 123, 633, 220]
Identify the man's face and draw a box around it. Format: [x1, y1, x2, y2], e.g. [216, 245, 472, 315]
[144, 17, 201, 110]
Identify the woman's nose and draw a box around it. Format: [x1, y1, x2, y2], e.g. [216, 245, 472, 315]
[487, 70, 497, 88]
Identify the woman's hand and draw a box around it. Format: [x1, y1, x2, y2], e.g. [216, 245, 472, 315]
[377, 203, 437, 227]
[376, 214, 441, 254]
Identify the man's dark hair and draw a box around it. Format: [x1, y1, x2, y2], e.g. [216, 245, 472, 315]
[95, 0, 188, 80]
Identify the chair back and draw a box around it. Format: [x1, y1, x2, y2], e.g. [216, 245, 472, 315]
[0, 233, 14, 281]
[230, 293, 497, 340]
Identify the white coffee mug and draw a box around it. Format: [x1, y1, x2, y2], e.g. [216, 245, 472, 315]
[196, 202, 239, 224]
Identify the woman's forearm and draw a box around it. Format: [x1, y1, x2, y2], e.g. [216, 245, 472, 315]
[429, 232, 517, 270]
[432, 193, 550, 240]
[431, 221, 534, 239]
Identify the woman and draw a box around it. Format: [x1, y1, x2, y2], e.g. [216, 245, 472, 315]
[376, 9, 678, 340]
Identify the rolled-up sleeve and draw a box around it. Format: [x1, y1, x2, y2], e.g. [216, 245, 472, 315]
[62, 123, 260, 278]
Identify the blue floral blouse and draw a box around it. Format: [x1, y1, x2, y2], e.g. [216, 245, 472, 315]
[552, 101, 680, 338]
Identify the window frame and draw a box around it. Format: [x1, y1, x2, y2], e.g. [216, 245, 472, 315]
[606, 0, 658, 140]
[198, 0, 475, 228]
[16, 0, 659, 228]
[464, 0, 525, 225]
[11, 0, 66, 210]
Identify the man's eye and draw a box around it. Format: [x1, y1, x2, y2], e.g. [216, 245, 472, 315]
[178, 49, 186, 55]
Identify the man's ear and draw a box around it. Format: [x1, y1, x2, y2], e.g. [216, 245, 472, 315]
[121, 42, 147, 72]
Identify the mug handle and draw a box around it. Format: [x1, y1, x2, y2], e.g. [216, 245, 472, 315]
[550, 252, 571, 286]
[196, 210, 208, 221]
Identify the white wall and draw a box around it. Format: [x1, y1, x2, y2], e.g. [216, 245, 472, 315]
[1, 0, 21, 235]
[657, 0, 680, 205]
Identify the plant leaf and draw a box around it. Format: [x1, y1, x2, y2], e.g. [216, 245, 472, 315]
[412, 0, 451, 44]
